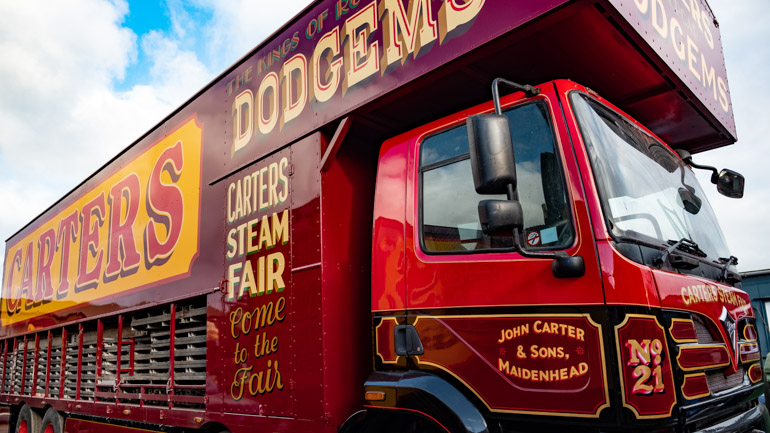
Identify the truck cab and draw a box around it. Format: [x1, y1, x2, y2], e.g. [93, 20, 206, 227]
[366, 79, 763, 432]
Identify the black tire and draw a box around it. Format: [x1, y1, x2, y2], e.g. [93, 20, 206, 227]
[40, 408, 64, 433]
[14, 405, 41, 433]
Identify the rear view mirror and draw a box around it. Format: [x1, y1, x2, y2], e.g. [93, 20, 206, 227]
[676, 149, 745, 199]
[717, 169, 744, 198]
[467, 114, 516, 195]
[678, 187, 702, 214]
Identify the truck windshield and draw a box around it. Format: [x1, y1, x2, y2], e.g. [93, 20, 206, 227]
[570, 92, 731, 262]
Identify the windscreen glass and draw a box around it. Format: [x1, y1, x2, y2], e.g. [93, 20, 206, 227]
[570, 93, 731, 261]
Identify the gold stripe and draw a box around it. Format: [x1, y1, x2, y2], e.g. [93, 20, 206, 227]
[743, 324, 758, 342]
[375, 317, 401, 365]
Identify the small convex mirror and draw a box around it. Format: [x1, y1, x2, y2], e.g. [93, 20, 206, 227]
[677, 187, 702, 214]
[717, 169, 744, 198]
[478, 200, 523, 236]
[467, 114, 516, 195]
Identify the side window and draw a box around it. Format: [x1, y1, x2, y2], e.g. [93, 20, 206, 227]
[420, 102, 573, 253]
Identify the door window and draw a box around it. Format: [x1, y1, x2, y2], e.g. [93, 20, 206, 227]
[420, 102, 573, 253]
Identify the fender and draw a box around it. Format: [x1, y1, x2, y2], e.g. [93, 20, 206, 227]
[362, 371, 489, 433]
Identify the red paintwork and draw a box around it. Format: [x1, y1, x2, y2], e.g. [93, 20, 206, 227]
[748, 363, 763, 383]
[744, 324, 758, 341]
[32, 334, 39, 396]
[615, 316, 676, 419]
[414, 315, 608, 417]
[371, 139, 408, 312]
[681, 374, 709, 399]
[739, 343, 760, 364]
[375, 318, 399, 365]
[677, 345, 731, 371]
[670, 320, 698, 343]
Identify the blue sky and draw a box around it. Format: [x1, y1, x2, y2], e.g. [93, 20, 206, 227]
[0, 0, 768, 273]
[118, 2, 171, 90]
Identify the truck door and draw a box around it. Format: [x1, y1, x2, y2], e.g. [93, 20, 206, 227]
[401, 85, 611, 418]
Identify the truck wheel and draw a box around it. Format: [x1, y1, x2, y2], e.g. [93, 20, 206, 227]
[15, 405, 41, 433]
[40, 408, 64, 433]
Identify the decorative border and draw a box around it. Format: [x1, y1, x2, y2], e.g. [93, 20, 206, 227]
[748, 363, 763, 383]
[614, 314, 677, 419]
[743, 324, 758, 341]
[375, 317, 401, 365]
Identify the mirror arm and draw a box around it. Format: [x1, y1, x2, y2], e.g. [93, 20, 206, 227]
[491, 78, 540, 115]
[676, 150, 719, 184]
[686, 160, 719, 184]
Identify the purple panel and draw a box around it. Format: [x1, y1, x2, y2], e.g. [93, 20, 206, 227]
[209, 0, 569, 181]
[606, 0, 735, 138]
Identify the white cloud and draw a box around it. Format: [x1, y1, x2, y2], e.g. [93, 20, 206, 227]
[191, 0, 309, 71]
[0, 0, 310, 275]
[0, 0, 214, 271]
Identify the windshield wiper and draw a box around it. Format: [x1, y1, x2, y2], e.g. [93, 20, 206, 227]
[654, 238, 706, 270]
[718, 256, 741, 285]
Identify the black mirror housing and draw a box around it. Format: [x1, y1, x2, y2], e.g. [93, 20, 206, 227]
[552, 253, 585, 278]
[717, 169, 744, 198]
[678, 187, 702, 214]
[467, 114, 516, 195]
[478, 200, 523, 236]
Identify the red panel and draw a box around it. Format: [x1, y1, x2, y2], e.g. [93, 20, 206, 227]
[414, 315, 608, 417]
[319, 135, 376, 425]
[595, 242, 660, 308]
[739, 343, 760, 364]
[375, 318, 399, 365]
[371, 138, 407, 312]
[670, 319, 697, 343]
[743, 324, 758, 341]
[212, 144, 296, 418]
[748, 363, 762, 384]
[677, 345, 730, 371]
[289, 134, 324, 423]
[614, 315, 676, 419]
[681, 373, 710, 400]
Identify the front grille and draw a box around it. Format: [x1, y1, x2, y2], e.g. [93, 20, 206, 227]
[706, 366, 746, 393]
[694, 318, 719, 344]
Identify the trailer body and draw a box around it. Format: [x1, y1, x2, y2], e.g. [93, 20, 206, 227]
[2, 0, 763, 432]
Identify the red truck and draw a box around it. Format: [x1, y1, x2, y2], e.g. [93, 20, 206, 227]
[0, 0, 763, 432]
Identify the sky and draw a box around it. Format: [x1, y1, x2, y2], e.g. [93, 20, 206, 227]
[0, 0, 768, 277]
